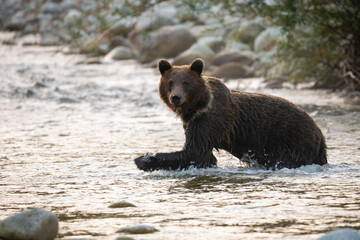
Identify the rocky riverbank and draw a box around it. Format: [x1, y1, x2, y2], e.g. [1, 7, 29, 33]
[0, 0, 286, 85]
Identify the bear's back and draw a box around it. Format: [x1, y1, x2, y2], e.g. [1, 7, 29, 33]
[202, 77, 327, 169]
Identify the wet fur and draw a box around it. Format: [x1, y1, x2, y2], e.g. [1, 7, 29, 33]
[134, 59, 327, 171]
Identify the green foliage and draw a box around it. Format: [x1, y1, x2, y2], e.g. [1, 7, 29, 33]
[182, 0, 360, 90]
[233, 0, 360, 90]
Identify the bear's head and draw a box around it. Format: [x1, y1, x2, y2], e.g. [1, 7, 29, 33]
[158, 58, 212, 121]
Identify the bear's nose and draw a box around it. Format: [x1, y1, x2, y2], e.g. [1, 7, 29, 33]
[171, 94, 181, 105]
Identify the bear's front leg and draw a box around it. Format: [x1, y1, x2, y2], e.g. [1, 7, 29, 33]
[134, 149, 218, 171]
[134, 151, 190, 171]
[134, 154, 160, 171]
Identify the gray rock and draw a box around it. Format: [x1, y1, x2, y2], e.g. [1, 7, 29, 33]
[134, 25, 196, 63]
[41, 2, 60, 14]
[60, 0, 75, 10]
[254, 27, 282, 52]
[212, 50, 252, 66]
[189, 23, 224, 39]
[211, 62, 248, 80]
[104, 46, 134, 61]
[117, 225, 158, 234]
[135, 12, 177, 33]
[317, 228, 360, 240]
[79, 0, 97, 13]
[152, 1, 178, 18]
[173, 43, 215, 66]
[0, 208, 59, 240]
[64, 9, 82, 26]
[226, 41, 251, 52]
[61, 0, 96, 12]
[198, 36, 224, 53]
[109, 201, 136, 208]
[5, 10, 25, 31]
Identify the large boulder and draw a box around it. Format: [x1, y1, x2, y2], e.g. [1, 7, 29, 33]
[0, 209, 59, 240]
[254, 27, 282, 52]
[41, 2, 60, 14]
[172, 43, 215, 66]
[231, 20, 266, 47]
[212, 49, 252, 66]
[132, 25, 196, 63]
[211, 62, 248, 80]
[4, 10, 26, 31]
[135, 12, 177, 33]
[64, 9, 82, 26]
[197, 36, 224, 53]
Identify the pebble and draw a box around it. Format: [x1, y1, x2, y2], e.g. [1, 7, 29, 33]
[0, 208, 59, 240]
[117, 225, 158, 234]
[108, 201, 136, 208]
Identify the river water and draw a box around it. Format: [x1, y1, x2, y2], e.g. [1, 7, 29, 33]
[0, 34, 359, 239]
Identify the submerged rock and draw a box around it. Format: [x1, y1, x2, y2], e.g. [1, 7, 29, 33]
[117, 225, 158, 234]
[317, 228, 360, 240]
[0, 208, 59, 240]
[109, 201, 136, 208]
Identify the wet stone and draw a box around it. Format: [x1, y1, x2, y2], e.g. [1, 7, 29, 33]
[115, 237, 135, 240]
[0, 208, 59, 240]
[117, 225, 158, 234]
[109, 201, 136, 208]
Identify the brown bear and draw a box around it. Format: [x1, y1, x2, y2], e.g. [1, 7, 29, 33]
[134, 58, 327, 171]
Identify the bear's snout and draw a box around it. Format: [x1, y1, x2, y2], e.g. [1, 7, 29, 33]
[171, 94, 182, 106]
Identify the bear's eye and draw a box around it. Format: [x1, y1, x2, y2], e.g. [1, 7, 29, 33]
[183, 82, 189, 87]
[168, 81, 173, 90]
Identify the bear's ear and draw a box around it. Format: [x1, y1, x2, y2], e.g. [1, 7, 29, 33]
[158, 59, 172, 75]
[190, 58, 204, 75]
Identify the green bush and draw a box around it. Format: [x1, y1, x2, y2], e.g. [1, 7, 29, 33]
[228, 0, 360, 90]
